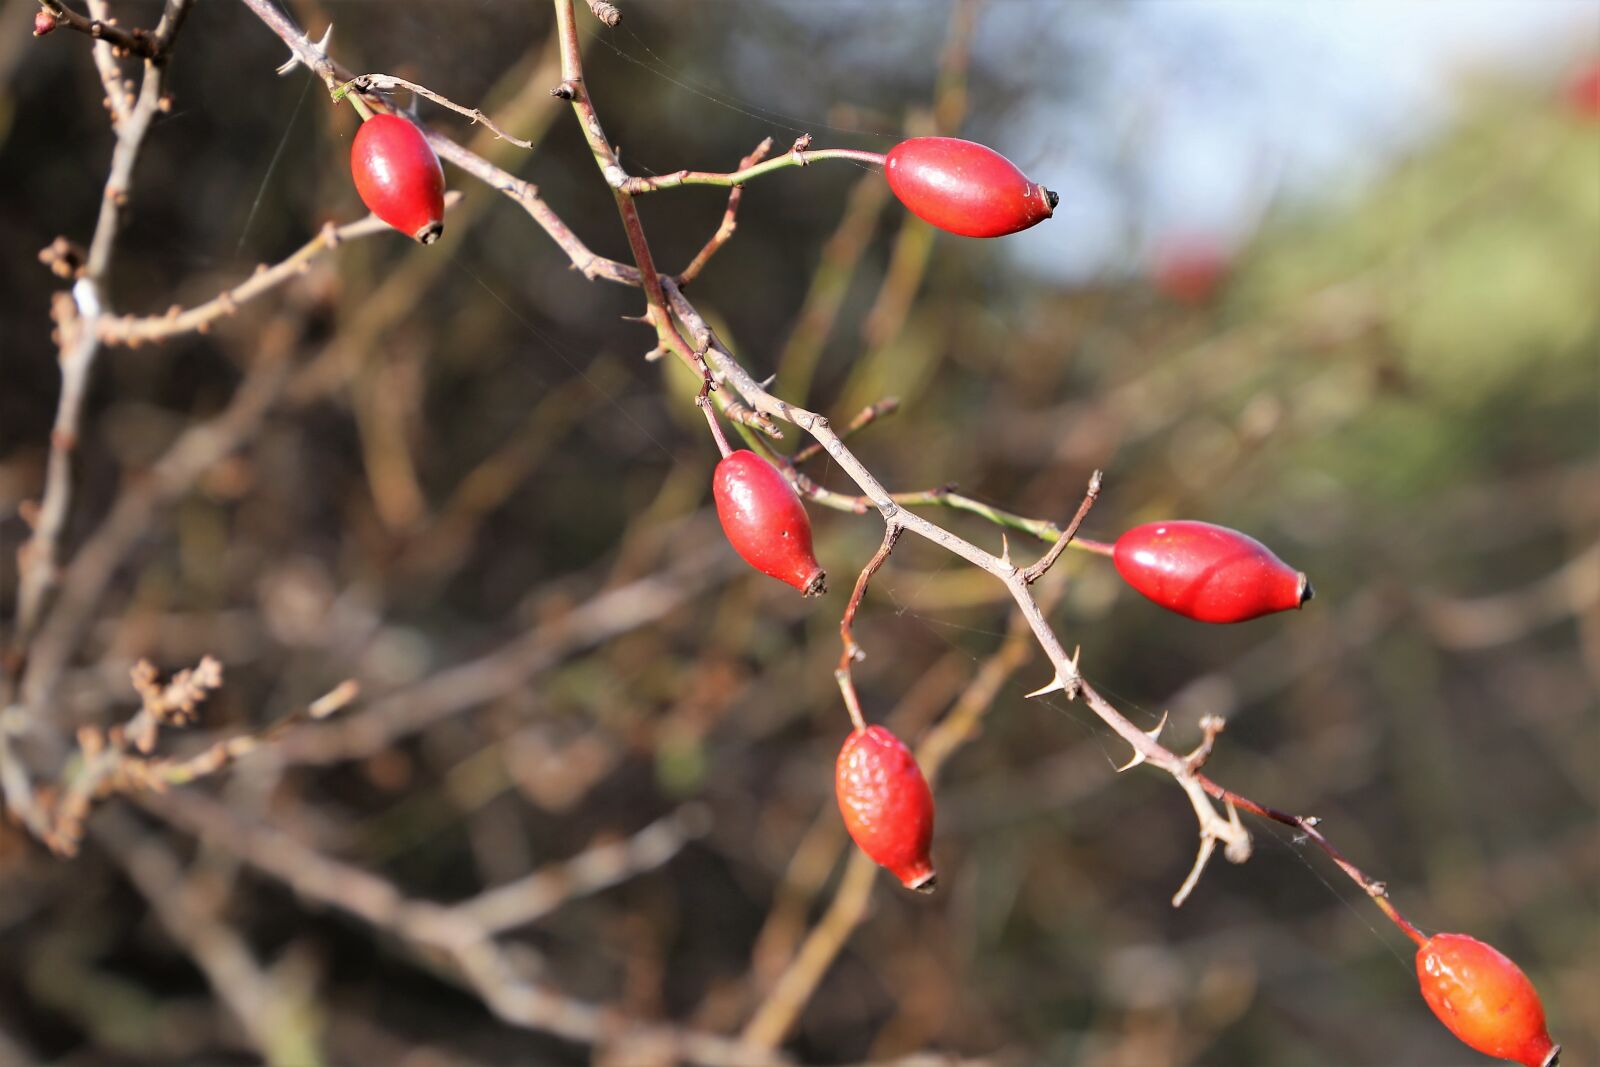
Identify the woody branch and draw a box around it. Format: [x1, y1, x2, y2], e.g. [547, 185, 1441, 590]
[233, 0, 1424, 937]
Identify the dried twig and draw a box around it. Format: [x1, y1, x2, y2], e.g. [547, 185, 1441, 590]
[202, 2, 1451, 1056]
[1020, 469, 1102, 583]
[791, 398, 899, 464]
[43, 660, 357, 857]
[143, 790, 768, 1066]
[679, 138, 774, 285]
[20, 319, 298, 718]
[279, 542, 729, 765]
[97, 198, 460, 346]
[343, 74, 536, 147]
[36, 0, 172, 61]
[835, 527, 902, 732]
[9, 0, 192, 681]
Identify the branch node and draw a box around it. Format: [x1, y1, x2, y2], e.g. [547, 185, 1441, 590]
[276, 22, 331, 77]
[585, 0, 622, 27]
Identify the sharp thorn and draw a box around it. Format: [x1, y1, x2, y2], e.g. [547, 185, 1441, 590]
[277, 24, 333, 77]
[1115, 749, 1148, 773]
[1023, 673, 1067, 699]
[1144, 710, 1169, 741]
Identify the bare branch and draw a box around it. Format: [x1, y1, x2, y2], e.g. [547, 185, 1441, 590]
[1020, 469, 1103, 583]
[36, 0, 173, 61]
[679, 138, 773, 285]
[835, 526, 903, 732]
[791, 398, 900, 465]
[233, 0, 1437, 986]
[98, 198, 461, 346]
[144, 790, 777, 1067]
[344, 74, 536, 147]
[9, 0, 193, 682]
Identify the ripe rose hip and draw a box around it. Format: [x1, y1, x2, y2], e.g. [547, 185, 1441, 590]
[350, 114, 446, 244]
[884, 137, 1057, 238]
[1417, 933, 1560, 1067]
[835, 725, 936, 891]
[712, 450, 826, 596]
[1112, 520, 1311, 624]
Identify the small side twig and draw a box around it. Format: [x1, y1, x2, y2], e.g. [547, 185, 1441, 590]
[97, 198, 460, 346]
[615, 144, 886, 195]
[1021, 469, 1103, 583]
[791, 398, 900, 464]
[43, 661, 358, 856]
[143, 790, 772, 1067]
[835, 526, 903, 733]
[678, 138, 773, 285]
[343, 74, 535, 148]
[1197, 771, 1427, 944]
[36, 0, 168, 61]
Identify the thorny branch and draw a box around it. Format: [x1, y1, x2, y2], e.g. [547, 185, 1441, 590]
[3, 0, 1464, 1060]
[245, 0, 1419, 948]
[95, 198, 462, 346]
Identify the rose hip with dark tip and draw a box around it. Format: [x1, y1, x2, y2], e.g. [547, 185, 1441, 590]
[712, 450, 826, 596]
[884, 137, 1056, 238]
[1113, 520, 1311, 623]
[350, 114, 446, 244]
[836, 725, 936, 892]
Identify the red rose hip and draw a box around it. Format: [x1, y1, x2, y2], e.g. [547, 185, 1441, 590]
[835, 725, 936, 891]
[33, 9, 57, 35]
[712, 450, 826, 596]
[350, 114, 446, 243]
[1416, 933, 1559, 1067]
[884, 137, 1056, 238]
[1112, 520, 1311, 623]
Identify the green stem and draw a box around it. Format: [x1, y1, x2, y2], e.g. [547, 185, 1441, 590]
[800, 478, 1115, 557]
[346, 90, 375, 122]
[624, 148, 886, 194]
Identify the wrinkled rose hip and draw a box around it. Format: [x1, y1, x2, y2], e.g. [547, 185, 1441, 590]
[835, 725, 937, 892]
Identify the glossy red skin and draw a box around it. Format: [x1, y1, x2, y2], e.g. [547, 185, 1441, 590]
[33, 10, 57, 35]
[835, 725, 936, 891]
[885, 137, 1055, 238]
[712, 451, 826, 596]
[1113, 520, 1310, 624]
[350, 114, 446, 243]
[1417, 934, 1559, 1067]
